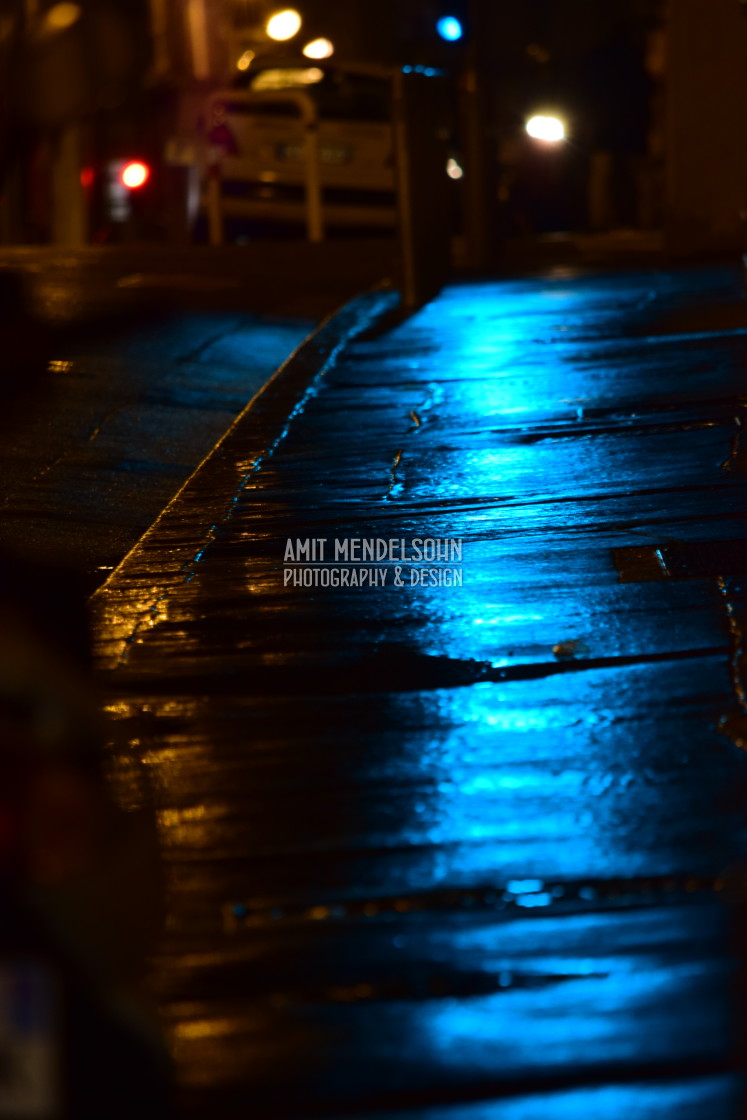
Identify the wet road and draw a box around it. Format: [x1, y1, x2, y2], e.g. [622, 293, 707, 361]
[92, 264, 747, 1117]
[0, 243, 393, 585]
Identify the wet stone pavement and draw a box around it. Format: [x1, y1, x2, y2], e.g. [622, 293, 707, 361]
[91, 265, 747, 1118]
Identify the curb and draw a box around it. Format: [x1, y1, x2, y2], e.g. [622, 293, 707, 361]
[90, 283, 401, 661]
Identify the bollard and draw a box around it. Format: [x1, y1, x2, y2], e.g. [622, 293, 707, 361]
[304, 119, 323, 243]
[206, 156, 223, 246]
[392, 69, 451, 308]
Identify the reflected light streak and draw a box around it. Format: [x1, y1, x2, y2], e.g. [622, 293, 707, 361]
[423, 958, 723, 1066]
[174, 1017, 239, 1040]
[505, 879, 544, 894]
[376, 1074, 737, 1118]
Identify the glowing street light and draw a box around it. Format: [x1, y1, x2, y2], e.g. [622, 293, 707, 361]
[42, 2, 81, 32]
[436, 16, 463, 41]
[525, 115, 566, 143]
[266, 9, 302, 41]
[303, 37, 334, 59]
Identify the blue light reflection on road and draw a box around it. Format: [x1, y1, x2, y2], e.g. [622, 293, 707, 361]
[361, 1075, 739, 1120]
[366, 660, 747, 886]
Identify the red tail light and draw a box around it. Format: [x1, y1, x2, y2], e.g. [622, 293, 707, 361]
[120, 161, 150, 189]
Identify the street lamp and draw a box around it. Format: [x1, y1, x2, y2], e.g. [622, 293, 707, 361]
[525, 115, 566, 143]
[436, 16, 463, 41]
[266, 9, 302, 41]
[303, 37, 334, 59]
[43, 2, 82, 33]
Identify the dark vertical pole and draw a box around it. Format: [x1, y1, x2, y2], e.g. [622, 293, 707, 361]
[0, 0, 26, 242]
[460, 0, 498, 268]
[393, 69, 451, 308]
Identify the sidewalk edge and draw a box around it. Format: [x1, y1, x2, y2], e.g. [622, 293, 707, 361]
[90, 281, 401, 606]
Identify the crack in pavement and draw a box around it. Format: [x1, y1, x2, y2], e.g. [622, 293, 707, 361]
[384, 448, 404, 501]
[222, 871, 737, 935]
[107, 643, 729, 697]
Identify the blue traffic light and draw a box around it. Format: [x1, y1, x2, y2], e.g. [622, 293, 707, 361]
[436, 15, 463, 41]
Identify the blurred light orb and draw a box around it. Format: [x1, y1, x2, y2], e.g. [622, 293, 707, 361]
[446, 157, 464, 179]
[526, 115, 565, 142]
[266, 9, 302, 40]
[44, 2, 82, 31]
[436, 16, 463, 41]
[120, 161, 150, 189]
[303, 37, 334, 59]
[236, 50, 255, 71]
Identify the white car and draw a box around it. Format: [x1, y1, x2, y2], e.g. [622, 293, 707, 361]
[200, 59, 397, 235]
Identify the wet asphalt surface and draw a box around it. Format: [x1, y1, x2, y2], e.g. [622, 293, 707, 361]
[86, 261, 747, 1118]
[0, 243, 394, 585]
